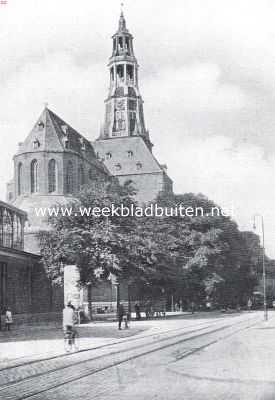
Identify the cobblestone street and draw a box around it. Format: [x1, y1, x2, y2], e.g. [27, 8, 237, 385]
[0, 312, 273, 399]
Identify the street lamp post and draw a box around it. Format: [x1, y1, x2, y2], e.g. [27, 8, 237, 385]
[109, 273, 120, 318]
[253, 214, 268, 321]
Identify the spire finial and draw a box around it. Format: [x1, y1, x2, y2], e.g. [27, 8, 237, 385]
[118, 3, 126, 31]
[44, 102, 48, 109]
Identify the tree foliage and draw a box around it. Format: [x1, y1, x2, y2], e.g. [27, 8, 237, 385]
[38, 180, 261, 306]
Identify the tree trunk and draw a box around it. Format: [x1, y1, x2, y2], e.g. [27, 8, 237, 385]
[87, 285, 92, 320]
[115, 284, 120, 319]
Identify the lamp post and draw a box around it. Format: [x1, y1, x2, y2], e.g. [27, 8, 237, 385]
[109, 273, 120, 318]
[253, 214, 268, 321]
[114, 280, 120, 319]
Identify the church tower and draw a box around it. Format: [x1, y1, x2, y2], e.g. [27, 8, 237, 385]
[100, 11, 152, 150]
[94, 11, 173, 204]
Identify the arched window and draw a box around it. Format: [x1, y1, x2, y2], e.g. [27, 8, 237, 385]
[18, 163, 23, 196]
[78, 164, 85, 190]
[48, 159, 57, 193]
[66, 161, 74, 194]
[2, 208, 13, 248]
[30, 159, 38, 193]
[13, 214, 23, 250]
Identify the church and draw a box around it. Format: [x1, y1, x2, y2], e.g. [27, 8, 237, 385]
[4, 12, 173, 317]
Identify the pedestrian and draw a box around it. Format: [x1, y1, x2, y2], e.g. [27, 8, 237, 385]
[63, 302, 78, 351]
[145, 301, 151, 319]
[5, 307, 13, 331]
[247, 298, 252, 312]
[118, 303, 125, 330]
[134, 303, 141, 320]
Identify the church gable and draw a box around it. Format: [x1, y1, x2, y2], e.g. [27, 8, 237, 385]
[17, 107, 99, 157]
[17, 107, 64, 154]
[16, 107, 109, 173]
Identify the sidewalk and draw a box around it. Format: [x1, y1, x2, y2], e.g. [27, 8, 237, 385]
[0, 311, 224, 370]
[0, 322, 145, 369]
[0, 311, 191, 369]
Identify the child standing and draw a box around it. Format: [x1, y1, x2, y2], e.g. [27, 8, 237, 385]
[5, 307, 13, 331]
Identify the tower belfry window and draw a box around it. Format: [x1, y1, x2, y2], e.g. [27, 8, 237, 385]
[117, 64, 124, 79]
[127, 65, 133, 80]
[125, 37, 129, 50]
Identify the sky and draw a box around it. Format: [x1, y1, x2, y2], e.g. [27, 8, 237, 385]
[1, 0, 275, 256]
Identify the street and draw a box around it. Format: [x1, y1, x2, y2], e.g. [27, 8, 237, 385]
[0, 311, 273, 399]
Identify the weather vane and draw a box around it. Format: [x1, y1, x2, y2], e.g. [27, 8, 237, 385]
[121, 2, 124, 14]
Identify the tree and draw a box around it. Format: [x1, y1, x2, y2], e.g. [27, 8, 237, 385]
[38, 182, 261, 308]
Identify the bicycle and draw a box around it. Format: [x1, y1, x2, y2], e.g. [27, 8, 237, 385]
[64, 325, 79, 352]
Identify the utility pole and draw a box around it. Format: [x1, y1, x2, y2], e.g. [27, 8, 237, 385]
[253, 214, 268, 321]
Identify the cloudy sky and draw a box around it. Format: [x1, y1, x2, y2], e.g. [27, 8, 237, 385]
[1, 0, 275, 255]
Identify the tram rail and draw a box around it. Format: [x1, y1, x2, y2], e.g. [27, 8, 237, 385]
[0, 314, 261, 400]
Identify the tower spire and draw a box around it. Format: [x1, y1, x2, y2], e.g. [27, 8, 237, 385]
[100, 10, 152, 149]
[118, 3, 127, 33]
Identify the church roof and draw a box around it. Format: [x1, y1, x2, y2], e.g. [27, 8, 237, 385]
[93, 136, 170, 177]
[16, 107, 109, 173]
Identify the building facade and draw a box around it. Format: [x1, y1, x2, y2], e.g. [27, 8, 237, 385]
[6, 12, 173, 315]
[0, 200, 61, 325]
[7, 107, 110, 253]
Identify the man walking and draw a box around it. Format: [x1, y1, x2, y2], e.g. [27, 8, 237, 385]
[134, 303, 141, 320]
[63, 302, 75, 328]
[5, 307, 13, 331]
[63, 302, 78, 351]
